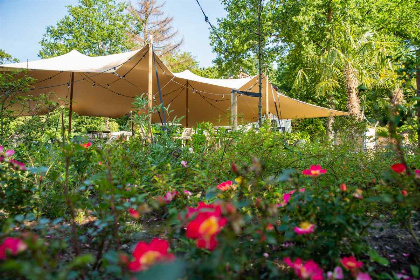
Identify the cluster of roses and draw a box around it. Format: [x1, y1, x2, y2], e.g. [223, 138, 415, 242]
[391, 163, 420, 196]
[0, 146, 26, 171]
[302, 165, 364, 199]
[184, 202, 227, 251]
[126, 201, 228, 272]
[80, 142, 92, 148]
[125, 163, 418, 275]
[0, 237, 27, 260]
[285, 256, 371, 280]
[276, 187, 315, 235]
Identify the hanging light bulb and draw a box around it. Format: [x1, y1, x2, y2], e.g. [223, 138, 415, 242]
[92, 83, 96, 87]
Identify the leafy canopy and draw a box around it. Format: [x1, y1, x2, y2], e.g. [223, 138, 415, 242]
[39, 0, 135, 58]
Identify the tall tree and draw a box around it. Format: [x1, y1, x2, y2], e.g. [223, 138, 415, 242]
[128, 0, 183, 55]
[211, 0, 282, 125]
[39, 0, 135, 131]
[369, 0, 420, 146]
[39, 0, 134, 58]
[273, 0, 401, 126]
[211, 0, 280, 77]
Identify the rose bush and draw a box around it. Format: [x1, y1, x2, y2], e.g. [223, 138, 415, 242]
[0, 124, 418, 279]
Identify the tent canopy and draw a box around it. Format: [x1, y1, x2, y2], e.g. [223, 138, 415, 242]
[0, 44, 347, 127]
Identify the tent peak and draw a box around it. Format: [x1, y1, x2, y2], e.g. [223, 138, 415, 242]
[68, 49, 85, 55]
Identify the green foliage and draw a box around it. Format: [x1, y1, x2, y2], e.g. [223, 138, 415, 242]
[211, 0, 280, 77]
[38, 0, 135, 58]
[212, 0, 418, 136]
[163, 52, 199, 73]
[1, 1, 419, 279]
[0, 120, 419, 279]
[0, 49, 18, 64]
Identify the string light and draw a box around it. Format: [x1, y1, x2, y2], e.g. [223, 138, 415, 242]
[163, 86, 183, 97]
[17, 47, 256, 118]
[170, 78, 227, 97]
[33, 71, 64, 84]
[26, 48, 149, 93]
[82, 73, 138, 99]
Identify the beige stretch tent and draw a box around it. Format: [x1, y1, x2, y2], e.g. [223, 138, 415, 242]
[0, 44, 347, 127]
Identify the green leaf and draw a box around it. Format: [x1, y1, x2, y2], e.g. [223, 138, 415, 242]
[69, 254, 94, 268]
[27, 166, 48, 174]
[205, 189, 217, 200]
[14, 215, 24, 223]
[411, 265, 419, 278]
[369, 249, 389, 266]
[136, 259, 185, 280]
[277, 169, 296, 182]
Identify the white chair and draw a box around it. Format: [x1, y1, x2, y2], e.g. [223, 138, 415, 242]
[174, 128, 193, 147]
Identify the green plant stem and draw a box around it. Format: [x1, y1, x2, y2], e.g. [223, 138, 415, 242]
[63, 156, 81, 256]
[105, 154, 121, 249]
[406, 220, 420, 249]
[93, 232, 106, 270]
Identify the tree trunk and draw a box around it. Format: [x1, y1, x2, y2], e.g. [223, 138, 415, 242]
[326, 1, 334, 143]
[390, 87, 403, 144]
[327, 115, 335, 142]
[105, 117, 110, 131]
[345, 64, 362, 120]
[391, 87, 403, 107]
[327, 102, 335, 142]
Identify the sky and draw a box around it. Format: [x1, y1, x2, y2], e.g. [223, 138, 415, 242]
[0, 0, 226, 67]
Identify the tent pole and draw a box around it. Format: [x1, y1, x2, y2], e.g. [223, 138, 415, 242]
[231, 90, 238, 131]
[61, 109, 65, 144]
[68, 72, 74, 137]
[265, 71, 269, 118]
[185, 80, 189, 127]
[148, 36, 154, 138]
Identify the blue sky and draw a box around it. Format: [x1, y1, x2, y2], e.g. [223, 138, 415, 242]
[0, 0, 226, 67]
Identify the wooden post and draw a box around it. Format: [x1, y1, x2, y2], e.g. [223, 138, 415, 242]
[265, 72, 269, 118]
[231, 90, 238, 130]
[148, 36, 153, 137]
[68, 72, 74, 137]
[185, 81, 189, 127]
[130, 111, 134, 135]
